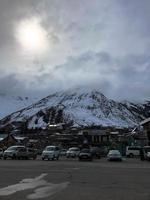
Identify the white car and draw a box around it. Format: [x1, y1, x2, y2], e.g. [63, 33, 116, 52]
[42, 146, 60, 160]
[107, 150, 122, 161]
[126, 146, 141, 158]
[66, 147, 80, 158]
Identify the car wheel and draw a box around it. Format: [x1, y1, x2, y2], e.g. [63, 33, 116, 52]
[42, 157, 45, 160]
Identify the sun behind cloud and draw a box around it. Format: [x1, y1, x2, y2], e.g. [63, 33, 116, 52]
[15, 17, 49, 54]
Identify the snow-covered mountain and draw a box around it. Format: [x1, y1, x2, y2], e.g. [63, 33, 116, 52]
[0, 88, 149, 129]
[0, 93, 38, 119]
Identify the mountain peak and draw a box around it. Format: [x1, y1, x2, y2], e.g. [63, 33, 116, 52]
[0, 88, 149, 130]
[62, 86, 104, 96]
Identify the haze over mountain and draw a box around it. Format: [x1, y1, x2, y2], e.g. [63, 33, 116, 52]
[0, 93, 39, 119]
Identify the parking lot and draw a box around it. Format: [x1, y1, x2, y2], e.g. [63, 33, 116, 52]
[0, 157, 150, 200]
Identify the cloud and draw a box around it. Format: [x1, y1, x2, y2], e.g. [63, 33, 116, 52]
[0, 0, 149, 101]
[0, 74, 24, 95]
[0, 49, 150, 102]
[46, 51, 150, 101]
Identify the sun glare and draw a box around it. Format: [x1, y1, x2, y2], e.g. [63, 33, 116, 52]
[16, 18, 48, 54]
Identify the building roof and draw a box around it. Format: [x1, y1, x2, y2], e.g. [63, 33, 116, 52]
[140, 117, 150, 126]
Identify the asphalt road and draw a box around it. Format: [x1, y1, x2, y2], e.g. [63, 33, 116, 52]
[0, 157, 150, 200]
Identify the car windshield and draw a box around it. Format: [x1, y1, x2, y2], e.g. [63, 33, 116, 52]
[7, 146, 22, 151]
[109, 150, 120, 155]
[61, 149, 66, 152]
[91, 147, 100, 152]
[81, 149, 90, 153]
[45, 147, 55, 151]
[69, 148, 79, 151]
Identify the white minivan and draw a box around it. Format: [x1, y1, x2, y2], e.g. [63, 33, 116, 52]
[42, 145, 60, 160]
[126, 146, 141, 157]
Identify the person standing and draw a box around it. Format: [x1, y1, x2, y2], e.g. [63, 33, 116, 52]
[140, 148, 145, 161]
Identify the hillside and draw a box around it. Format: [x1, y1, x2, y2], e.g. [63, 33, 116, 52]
[0, 88, 149, 130]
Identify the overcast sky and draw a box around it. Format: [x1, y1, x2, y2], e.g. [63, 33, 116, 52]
[0, 0, 150, 102]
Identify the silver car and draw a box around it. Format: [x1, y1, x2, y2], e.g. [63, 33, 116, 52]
[107, 150, 122, 161]
[42, 146, 60, 160]
[3, 146, 37, 160]
[66, 147, 80, 158]
[78, 148, 93, 161]
[3, 145, 26, 160]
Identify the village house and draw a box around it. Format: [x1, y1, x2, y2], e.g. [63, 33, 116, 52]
[0, 134, 28, 148]
[78, 128, 110, 145]
[140, 117, 150, 145]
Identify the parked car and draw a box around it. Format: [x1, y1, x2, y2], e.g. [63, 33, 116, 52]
[35, 148, 43, 155]
[126, 146, 141, 158]
[145, 152, 150, 161]
[99, 146, 108, 157]
[42, 146, 60, 160]
[3, 146, 25, 160]
[107, 150, 122, 161]
[60, 149, 67, 156]
[90, 147, 101, 159]
[3, 146, 37, 160]
[26, 148, 37, 160]
[66, 147, 80, 158]
[143, 146, 150, 160]
[78, 148, 93, 161]
[0, 148, 3, 159]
